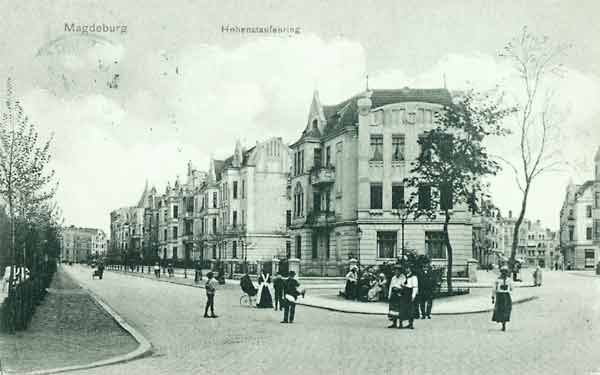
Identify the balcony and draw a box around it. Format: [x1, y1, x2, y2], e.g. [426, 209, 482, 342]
[224, 224, 246, 234]
[310, 166, 335, 186]
[306, 210, 336, 227]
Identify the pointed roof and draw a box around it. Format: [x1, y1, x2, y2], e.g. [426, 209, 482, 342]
[136, 180, 149, 208]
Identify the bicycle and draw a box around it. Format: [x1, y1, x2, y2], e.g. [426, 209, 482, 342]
[240, 293, 256, 307]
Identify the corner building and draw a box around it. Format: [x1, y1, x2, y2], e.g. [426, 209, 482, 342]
[289, 88, 474, 276]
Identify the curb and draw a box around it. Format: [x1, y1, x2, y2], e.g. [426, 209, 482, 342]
[106, 269, 209, 289]
[8, 273, 154, 375]
[297, 296, 539, 316]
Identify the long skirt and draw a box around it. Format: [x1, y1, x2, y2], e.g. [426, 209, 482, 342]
[256, 284, 273, 308]
[344, 281, 356, 300]
[398, 288, 414, 321]
[388, 291, 402, 320]
[492, 293, 512, 322]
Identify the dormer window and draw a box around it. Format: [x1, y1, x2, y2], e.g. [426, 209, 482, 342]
[312, 119, 318, 129]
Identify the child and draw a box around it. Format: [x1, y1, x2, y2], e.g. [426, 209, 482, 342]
[204, 272, 219, 318]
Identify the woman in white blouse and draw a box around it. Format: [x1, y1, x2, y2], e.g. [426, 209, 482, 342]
[388, 265, 419, 329]
[492, 265, 513, 331]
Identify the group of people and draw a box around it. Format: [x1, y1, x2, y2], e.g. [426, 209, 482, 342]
[344, 266, 389, 302]
[386, 264, 435, 329]
[239, 270, 304, 322]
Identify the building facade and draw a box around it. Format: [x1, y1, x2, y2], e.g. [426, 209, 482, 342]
[560, 147, 600, 269]
[60, 226, 106, 263]
[289, 88, 475, 276]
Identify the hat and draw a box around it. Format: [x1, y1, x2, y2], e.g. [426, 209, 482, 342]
[288, 270, 296, 276]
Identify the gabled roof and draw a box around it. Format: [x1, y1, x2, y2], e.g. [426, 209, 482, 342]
[575, 180, 594, 199]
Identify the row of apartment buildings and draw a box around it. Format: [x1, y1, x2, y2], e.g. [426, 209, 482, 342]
[109, 87, 559, 275]
[59, 226, 107, 263]
[559, 147, 600, 269]
[472, 205, 560, 269]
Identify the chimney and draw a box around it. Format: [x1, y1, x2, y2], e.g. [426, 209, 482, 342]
[508, 210, 512, 219]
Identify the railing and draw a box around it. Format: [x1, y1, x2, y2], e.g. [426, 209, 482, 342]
[1, 261, 56, 333]
[310, 166, 335, 186]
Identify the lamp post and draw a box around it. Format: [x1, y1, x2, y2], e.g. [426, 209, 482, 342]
[397, 207, 408, 258]
[356, 227, 362, 268]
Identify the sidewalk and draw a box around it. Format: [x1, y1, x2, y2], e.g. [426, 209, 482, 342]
[298, 288, 539, 315]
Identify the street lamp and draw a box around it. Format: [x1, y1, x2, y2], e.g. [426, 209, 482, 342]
[356, 227, 362, 267]
[398, 207, 408, 258]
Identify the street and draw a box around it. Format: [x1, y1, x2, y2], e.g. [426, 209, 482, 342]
[63, 266, 600, 375]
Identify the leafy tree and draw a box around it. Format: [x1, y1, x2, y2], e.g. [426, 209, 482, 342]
[0, 78, 57, 288]
[403, 91, 513, 292]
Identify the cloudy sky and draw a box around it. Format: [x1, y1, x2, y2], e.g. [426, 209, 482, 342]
[1, 0, 599, 233]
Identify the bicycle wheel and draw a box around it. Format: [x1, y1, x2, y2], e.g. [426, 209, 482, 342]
[240, 294, 249, 306]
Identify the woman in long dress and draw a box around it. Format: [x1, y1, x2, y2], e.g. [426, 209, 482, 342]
[256, 271, 274, 308]
[387, 266, 403, 328]
[492, 266, 513, 331]
[397, 265, 418, 329]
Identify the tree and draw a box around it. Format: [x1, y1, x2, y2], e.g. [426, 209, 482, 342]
[0, 78, 56, 289]
[404, 91, 512, 292]
[499, 27, 570, 266]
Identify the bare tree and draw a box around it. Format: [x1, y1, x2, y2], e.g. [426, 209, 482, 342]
[0, 78, 57, 289]
[499, 28, 570, 266]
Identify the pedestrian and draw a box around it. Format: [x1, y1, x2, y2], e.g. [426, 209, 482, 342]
[256, 270, 274, 308]
[97, 262, 105, 280]
[154, 262, 160, 278]
[398, 265, 418, 329]
[344, 266, 358, 300]
[204, 271, 218, 318]
[533, 264, 543, 287]
[387, 265, 403, 328]
[492, 265, 513, 331]
[417, 263, 434, 319]
[281, 270, 302, 324]
[273, 272, 285, 311]
[554, 262, 558, 271]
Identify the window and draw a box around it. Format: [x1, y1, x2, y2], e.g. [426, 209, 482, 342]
[585, 250, 595, 268]
[173, 246, 178, 259]
[586, 227, 593, 240]
[392, 135, 405, 161]
[295, 235, 302, 259]
[232, 211, 237, 228]
[312, 233, 318, 259]
[233, 181, 238, 199]
[587, 205, 593, 218]
[313, 192, 321, 212]
[336, 142, 343, 195]
[241, 180, 245, 199]
[326, 146, 331, 166]
[370, 183, 383, 209]
[286, 210, 291, 228]
[163, 229, 167, 241]
[294, 183, 304, 217]
[426, 231, 446, 259]
[172, 227, 178, 240]
[370, 135, 383, 161]
[232, 241, 237, 258]
[212, 218, 217, 234]
[392, 184, 405, 209]
[241, 210, 245, 225]
[286, 241, 291, 258]
[299, 150, 304, 173]
[568, 225, 575, 241]
[185, 221, 192, 236]
[173, 205, 178, 219]
[596, 192, 600, 208]
[440, 183, 453, 210]
[377, 232, 397, 258]
[314, 148, 322, 168]
[568, 209, 574, 219]
[212, 192, 218, 208]
[212, 245, 217, 259]
[418, 185, 431, 210]
[201, 219, 205, 234]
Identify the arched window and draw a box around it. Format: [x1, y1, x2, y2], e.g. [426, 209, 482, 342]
[312, 119, 318, 129]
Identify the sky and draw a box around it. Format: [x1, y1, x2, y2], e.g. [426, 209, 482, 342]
[0, 0, 599, 233]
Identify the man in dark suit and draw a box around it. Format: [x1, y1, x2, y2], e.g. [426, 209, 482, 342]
[273, 272, 285, 311]
[281, 270, 301, 323]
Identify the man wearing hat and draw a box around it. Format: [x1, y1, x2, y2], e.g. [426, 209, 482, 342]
[281, 270, 302, 323]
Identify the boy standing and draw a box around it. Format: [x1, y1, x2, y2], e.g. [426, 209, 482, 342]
[204, 272, 219, 318]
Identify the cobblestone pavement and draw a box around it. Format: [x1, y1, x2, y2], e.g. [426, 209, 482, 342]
[64, 266, 600, 375]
